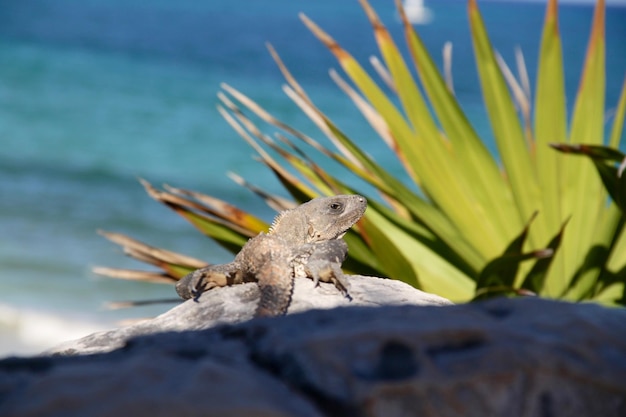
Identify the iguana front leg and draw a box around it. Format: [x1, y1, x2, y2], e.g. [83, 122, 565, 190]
[175, 263, 244, 300]
[302, 240, 351, 299]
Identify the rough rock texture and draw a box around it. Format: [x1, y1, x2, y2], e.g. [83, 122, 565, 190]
[1, 298, 625, 417]
[50, 275, 452, 355]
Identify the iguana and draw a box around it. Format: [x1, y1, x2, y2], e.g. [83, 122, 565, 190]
[175, 194, 367, 317]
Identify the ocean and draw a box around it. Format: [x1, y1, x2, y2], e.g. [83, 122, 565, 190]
[1, 0, 624, 356]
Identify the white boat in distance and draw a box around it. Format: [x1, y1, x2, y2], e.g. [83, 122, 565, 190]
[403, 0, 433, 24]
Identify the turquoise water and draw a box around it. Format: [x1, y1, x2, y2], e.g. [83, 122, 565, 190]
[1, 0, 624, 355]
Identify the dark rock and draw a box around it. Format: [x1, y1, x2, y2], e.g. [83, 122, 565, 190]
[1, 292, 625, 416]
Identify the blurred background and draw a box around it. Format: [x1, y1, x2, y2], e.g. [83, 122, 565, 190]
[1, 0, 624, 356]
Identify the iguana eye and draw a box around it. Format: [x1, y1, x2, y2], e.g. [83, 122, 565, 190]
[329, 202, 343, 211]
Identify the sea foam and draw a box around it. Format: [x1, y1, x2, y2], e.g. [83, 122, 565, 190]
[0, 304, 109, 358]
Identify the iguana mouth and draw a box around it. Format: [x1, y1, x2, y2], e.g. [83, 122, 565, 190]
[335, 232, 347, 239]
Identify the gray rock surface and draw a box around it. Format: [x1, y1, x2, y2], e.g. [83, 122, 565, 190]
[1, 298, 625, 417]
[50, 275, 452, 355]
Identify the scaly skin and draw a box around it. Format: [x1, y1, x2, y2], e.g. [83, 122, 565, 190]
[175, 195, 367, 317]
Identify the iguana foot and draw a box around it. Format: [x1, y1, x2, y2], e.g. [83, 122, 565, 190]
[176, 265, 243, 300]
[176, 269, 216, 300]
[302, 239, 352, 300]
[305, 260, 352, 301]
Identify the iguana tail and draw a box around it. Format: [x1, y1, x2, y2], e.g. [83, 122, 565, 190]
[255, 260, 294, 317]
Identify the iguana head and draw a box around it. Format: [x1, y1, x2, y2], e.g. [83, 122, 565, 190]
[269, 195, 367, 244]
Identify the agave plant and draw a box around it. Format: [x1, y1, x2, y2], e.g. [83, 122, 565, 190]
[97, 0, 626, 305]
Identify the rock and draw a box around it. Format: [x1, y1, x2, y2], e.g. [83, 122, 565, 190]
[1, 298, 625, 417]
[49, 275, 452, 355]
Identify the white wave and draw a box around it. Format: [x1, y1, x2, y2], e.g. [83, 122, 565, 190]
[0, 304, 110, 358]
